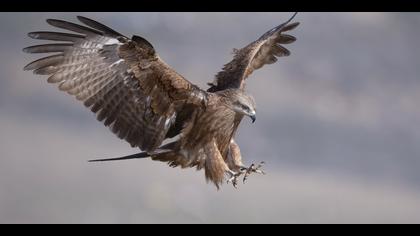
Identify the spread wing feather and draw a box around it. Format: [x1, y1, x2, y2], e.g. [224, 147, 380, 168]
[208, 12, 299, 92]
[24, 16, 207, 151]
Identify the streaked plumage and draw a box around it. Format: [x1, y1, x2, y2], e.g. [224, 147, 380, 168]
[23, 13, 299, 188]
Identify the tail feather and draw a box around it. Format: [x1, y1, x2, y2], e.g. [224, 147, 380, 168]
[88, 151, 150, 162]
[89, 141, 179, 162]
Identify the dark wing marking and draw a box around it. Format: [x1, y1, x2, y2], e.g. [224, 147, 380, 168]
[208, 12, 299, 92]
[24, 16, 207, 151]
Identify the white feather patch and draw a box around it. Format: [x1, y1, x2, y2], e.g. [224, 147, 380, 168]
[104, 38, 121, 45]
[110, 59, 124, 67]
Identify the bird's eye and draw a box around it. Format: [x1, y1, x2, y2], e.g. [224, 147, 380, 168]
[241, 104, 249, 111]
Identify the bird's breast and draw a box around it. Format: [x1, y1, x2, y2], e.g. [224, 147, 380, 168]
[193, 104, 239, 152]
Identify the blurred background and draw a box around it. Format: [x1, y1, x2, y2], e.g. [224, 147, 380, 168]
[1, 12, 420, 223]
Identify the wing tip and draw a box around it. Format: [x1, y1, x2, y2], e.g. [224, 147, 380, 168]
[292, 21, 300, 26]
[76, 15, 87, 21]
[290, 12, 298, 21]
[22, 46, 30, 53]
[23, 60, 37, 70]
[282, 21, 300, 32]
[27, 32, 38, 39]
[76, 15, 95, 25]
[281, 12, 300, 32]
[22, 64, 31, 71]
[46, 18, 60, 25]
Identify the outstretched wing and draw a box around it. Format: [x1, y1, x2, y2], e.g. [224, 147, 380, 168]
[24, 16, 207, 152]
[207, 13, 299, 92]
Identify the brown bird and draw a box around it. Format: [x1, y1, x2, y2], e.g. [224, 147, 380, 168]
[23, 13, 299, 189]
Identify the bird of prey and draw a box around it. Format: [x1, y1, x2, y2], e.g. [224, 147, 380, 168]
[23, 13, 299, 189]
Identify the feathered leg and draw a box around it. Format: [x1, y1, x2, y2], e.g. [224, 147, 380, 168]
[204, 140, 230, 189]
[225, 139, 244, 172]
[226, 139, 265, 186]
[150, 140, 231, 189]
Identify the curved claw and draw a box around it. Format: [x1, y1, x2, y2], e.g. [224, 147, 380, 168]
[226, 161, 266, 188]
[227, 176, 238, 188]
[227, 173, 240, 188]
[243, 161, 266, 184]
[226, 170, 242, 188]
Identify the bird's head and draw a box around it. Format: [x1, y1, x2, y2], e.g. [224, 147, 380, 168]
[219, 89, 257, 123]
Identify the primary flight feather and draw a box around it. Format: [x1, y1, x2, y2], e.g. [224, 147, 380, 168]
[23, 14, 299, 188]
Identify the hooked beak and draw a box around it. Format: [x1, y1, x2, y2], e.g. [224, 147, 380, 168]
[249, 112, 256, 123]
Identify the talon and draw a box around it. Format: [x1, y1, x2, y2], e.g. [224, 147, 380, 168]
[226, 162, 266, 187]
[242, 161, 266, 183]
[255, 161, 266, 175]
[226, 170, 242, 188]
[243, 163, 254, 183]
[227, 175, 238, 188]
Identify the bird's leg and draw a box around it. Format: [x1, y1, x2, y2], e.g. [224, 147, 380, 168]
[226, 169, 243, 188]
[225, 140, 266, 187]
[241, 161, 266, 183]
